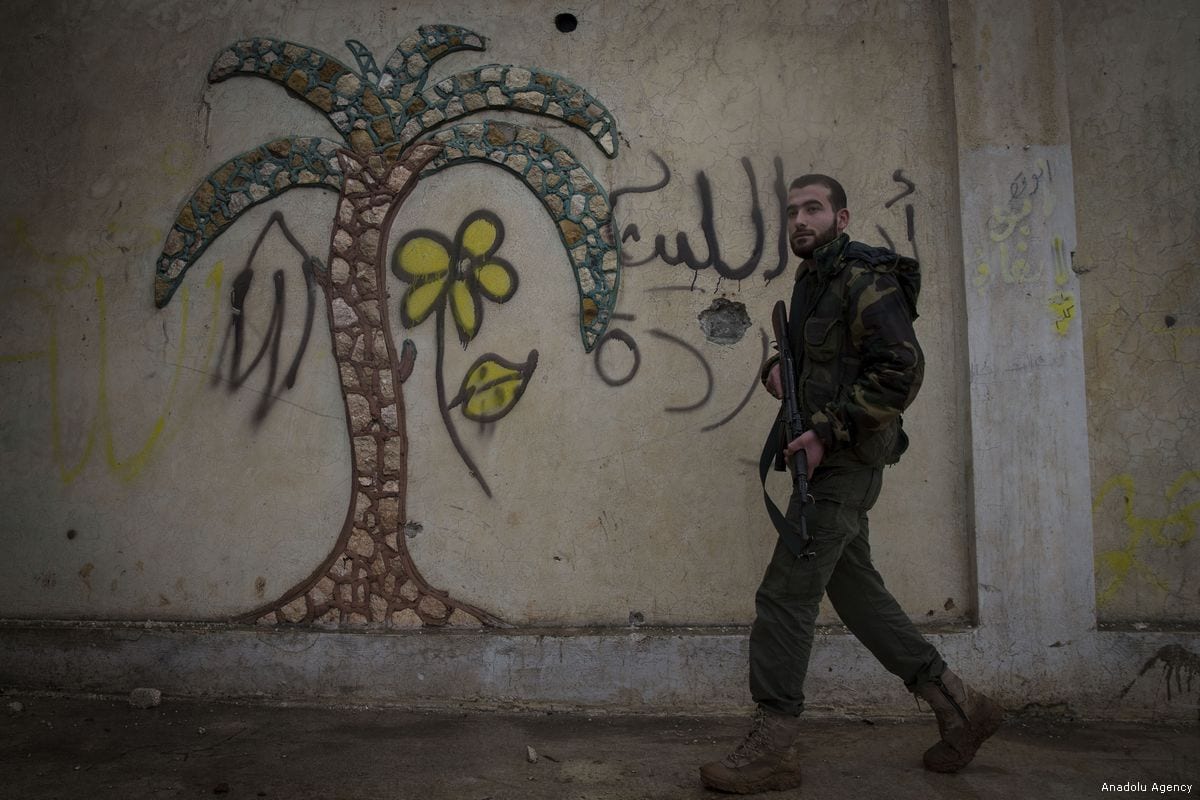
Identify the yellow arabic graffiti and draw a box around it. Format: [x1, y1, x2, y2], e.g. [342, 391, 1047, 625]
[974, 159, 1065, 309]
[1051, 236, 1070, 288]
[1094, 471, 1199, 607]
[1047, 292, 1077, 335]
[1046, 237, 1077, 336]
[4, 218, 223, 484]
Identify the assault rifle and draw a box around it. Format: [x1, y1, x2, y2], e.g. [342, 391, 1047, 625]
[758, 300, 815, 559]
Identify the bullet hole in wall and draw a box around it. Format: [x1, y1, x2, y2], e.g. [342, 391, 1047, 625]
[66, 529, 77, 540]
[629, 610, 645, 626]
[404, 521, 423, 539]
[698, 298, 752, 345]
[1165, 315, 1177, 328]
[555, 13, 578, 33]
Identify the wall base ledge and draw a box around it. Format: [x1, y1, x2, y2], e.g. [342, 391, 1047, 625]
[0, 620, 1195, 721]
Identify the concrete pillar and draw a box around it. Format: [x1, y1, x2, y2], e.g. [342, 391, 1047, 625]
[946, 0, 1095, 685]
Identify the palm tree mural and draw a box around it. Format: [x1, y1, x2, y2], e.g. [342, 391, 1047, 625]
[153, 25, 621, 627]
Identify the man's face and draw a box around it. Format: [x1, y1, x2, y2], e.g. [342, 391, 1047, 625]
[787, 184, 850, 258]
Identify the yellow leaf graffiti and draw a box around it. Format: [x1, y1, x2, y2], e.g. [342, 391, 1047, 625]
[449, 351, 539, 423]
[1094, 471, 1199, 607]
[4, 218, 223, 484]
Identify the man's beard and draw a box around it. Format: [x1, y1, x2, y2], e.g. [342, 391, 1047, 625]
[790, 222, 840, 258]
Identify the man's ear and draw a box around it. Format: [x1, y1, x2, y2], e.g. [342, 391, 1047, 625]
[836, 208, 850, 234]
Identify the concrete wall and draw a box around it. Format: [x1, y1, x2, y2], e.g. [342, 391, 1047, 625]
[0, 0, 1196, 721]
[1063, 0, 1200, 626]
[0, 0, 969, 627]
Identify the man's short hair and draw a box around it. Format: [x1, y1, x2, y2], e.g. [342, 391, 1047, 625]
[789, 174, 847, 212]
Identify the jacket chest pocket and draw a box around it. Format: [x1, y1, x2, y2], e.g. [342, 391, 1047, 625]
[803, 315, 843, 365]
[801, 314, 844, 409]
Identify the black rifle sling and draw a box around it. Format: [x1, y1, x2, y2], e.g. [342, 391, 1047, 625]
[758, 415, 812, 558]
[756, 262, 817, 558]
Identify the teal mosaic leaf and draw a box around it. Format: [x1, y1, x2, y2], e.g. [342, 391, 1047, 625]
[400, 65, 618, 158]
[154, 137, 344, 308]
[377, 24, 486, 100]
[208, 38, 402, 149]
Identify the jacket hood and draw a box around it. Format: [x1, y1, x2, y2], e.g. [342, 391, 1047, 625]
[812, 234, 921, 319]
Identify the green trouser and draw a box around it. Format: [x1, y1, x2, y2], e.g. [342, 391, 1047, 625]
[749, 465, 945, 715]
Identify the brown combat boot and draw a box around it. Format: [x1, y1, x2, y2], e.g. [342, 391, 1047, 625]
[699, 706, 803, 794]
[915, 668, 1004, 773]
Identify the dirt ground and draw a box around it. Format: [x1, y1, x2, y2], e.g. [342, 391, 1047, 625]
[1, 692, 1196, 799]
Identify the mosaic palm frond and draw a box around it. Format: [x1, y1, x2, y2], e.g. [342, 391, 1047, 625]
[154, 137, 343, 306]
[154, 25, 620, 350]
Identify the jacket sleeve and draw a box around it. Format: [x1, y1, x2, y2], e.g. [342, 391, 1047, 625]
[808, 268, 923, 451]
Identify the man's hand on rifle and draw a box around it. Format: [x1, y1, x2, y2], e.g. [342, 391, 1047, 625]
[785, 430, 825, 479]
[764, 363, 783, 399]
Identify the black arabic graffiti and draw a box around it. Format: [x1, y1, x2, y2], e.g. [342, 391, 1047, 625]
[593, 323, 640, 387]
[875, 169, 920, 262]
[613, 156, 919, 285]
[212, 211, 319, 424]
[1010, 159, 1051, 201]
[612, 153, 788, 285]
[592, 313, 768, 430]
[648, 328, 713, 413]
[700, 329, 770, 433]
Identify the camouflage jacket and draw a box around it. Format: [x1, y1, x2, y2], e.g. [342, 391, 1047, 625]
[768, 233, 923, 468]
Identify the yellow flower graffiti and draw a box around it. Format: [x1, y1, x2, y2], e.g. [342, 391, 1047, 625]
[388, 209, 536, 497]
[392, 210, 518, 347]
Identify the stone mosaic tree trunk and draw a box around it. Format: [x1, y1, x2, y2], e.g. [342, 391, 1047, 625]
[240, 143, 499, 627]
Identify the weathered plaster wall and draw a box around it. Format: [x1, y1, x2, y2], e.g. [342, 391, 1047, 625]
[0, 0, 970, 627]
[1063, 0, 1200, 625]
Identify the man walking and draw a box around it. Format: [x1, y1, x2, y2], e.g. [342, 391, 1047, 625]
[699, 175, 1002, 794]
